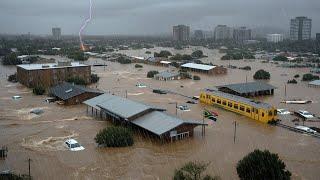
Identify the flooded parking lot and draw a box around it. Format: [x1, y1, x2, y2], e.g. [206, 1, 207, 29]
[1, 47, 320, 179]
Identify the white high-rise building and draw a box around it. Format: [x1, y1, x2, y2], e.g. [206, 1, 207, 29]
[52, 27, 61, 40]
[214, 25, 233, 40]
[173, 25, 190, 41]
[290, 16, 312, 41]
[266, 34, 284, 43]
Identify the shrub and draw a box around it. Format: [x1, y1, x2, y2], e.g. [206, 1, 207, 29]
[237, 149, 291, 180]
[253, 69, 270, 80]
[273, 56, 288, 61]
[145, 51, 151, 54]
[173, 161, 220, 180]
[191, 50, 204, 58]
[117, 56, 132, 64]
[67, 77, 86, 85]
[2, 53, 21, 65]
[95, 126, 134, 147]
[239, 66, 251, 70]
[67, 51, 88, 61]
[135, 64, 143, 68]
[147, 71, 159, 78]
[294, 74, 300, 78]
[90, 74, 100, 83]
[8, 73, 17, 83]
[302, 73, 319, 81]
[33, 86, 45, 95]
[154, 50, 172, 58]
[193, 75, 201, 80]
[287, 79, 297, 84]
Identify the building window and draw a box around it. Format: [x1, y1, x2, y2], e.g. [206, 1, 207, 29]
[222, 101, 227, 105]
[246, 108, 251, 113]
[256, 109, 258, 114]
[217, 99, 221, 104]
[240, 105, 245, 111]
[228, 102, 232, 107]
[212, 97, 215, 102]
[234, 104, 238, 109]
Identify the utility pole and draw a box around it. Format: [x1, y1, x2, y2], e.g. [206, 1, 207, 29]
[233, 121, 238, 144]
[175, 102, 177, 116]
[284, 84, 287, 98]
[125, 90, 127, 98]
[202, 113, 205, 137]
[28, 158, 32, 180]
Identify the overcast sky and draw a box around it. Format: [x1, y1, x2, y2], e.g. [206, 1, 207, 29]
[0, 0, 319, 36]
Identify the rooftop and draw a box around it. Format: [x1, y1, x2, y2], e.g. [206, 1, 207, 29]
[309, 80, 320, 86]
[181, 63, 216, 71]
[205, 89, 274, 109]
[154, 71, 180, 78]
[216, 82, 276, 94]
[50, 82, 103, 101]
[17, 62, 89, 70]
[131, 111, 203, 136]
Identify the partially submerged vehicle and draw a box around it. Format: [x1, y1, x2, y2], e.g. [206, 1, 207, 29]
[12, 96, 22, 100]
[295, 110, 315, 119]
[277, 109, 291, 115]
[177, 105, 191, 112]
[65, 139, 85, 151]
[30, 109, 44, 115]
[136, 83, 147, 88]
[152, 89, 167, 94]
[281, 99, 312, 104]
[295, 126, 317, 134]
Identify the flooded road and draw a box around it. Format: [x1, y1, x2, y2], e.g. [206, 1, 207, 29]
[1, 47, 320, 179]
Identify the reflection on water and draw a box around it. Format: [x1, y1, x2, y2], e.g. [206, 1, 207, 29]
[0, 47, 320, 180]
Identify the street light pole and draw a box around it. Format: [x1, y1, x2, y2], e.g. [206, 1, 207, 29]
[233, 121, 238, 144]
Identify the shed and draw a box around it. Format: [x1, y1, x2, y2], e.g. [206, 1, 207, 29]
[49, 82, 103, 105]
[181, 63, 227, 74]
[154, 71, 181, 81]
[216, 82, 276, 97]
[308, 80, 320, 88]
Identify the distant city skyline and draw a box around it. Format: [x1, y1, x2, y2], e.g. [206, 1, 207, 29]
[0, 0, 319, 36]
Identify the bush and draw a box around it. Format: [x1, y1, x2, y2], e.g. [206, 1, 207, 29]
[287, 79, 297, 84]
[302, 73, 319, 81]
[154, 50, 172, 58]
[95, 126, 134, 147]
[67, 77, 86, 85]
[67, 51, 88, 61]
[294, 74, 300, 78]
[90, 74, 100, 83]
[147, 71, 159, 78]
[193, 75, 201, 80]
[33, 86, 45, 95]
[135, 64, 143, 68]
[273, 56, 288, 61]
[239, 66, 251, 70]
[237, 149, 291, 180]
[173, 161, 220, 180]
[191, 50, 204, 58]
[2, 53, 21, 65]
[8, 73, 17, 83]
[253, 69, 270, 80]
[145, 51, 151, 54]
[117, 56, 132, 64]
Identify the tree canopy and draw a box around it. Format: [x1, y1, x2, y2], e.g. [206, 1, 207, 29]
[237, 149, 291, 180]
[302, 73, 319, 81]
[154, 50, 172, 58]
[173, 161, 220, 180]
[95, 126, 134, 147]
[253, 69, 270, 80]
[191, 50, 204, 58]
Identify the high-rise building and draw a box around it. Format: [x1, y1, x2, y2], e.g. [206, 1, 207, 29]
[233, 27, 251, 42]
[290, 16, 312, 41]
[194, 30, 205, 40]
[52, 27, 61, 40]
[316, 33, 320, 41]
[266, 34, 284, 43]
[173, 25, 190, 41]
[214, 25, 233, 40]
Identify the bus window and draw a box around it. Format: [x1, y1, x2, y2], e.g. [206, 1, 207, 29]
[234, 104, 238, 109]
[222, 101, 226, 105]
[206, 95, 210, 99]
[262, 112, 265, 117]
[255, 109, 258, 114]
[269, 111, 273, 116]
[246, 108, 251, 113]
[217, 99, 221, 104]
[240, 105, 245, 111]
[228, 102, 232, 107]
[212, 97, 215, 102]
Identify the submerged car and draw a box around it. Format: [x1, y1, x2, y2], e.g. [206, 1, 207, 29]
[65, 139, 85, 151]
[153, 89, 167, 94]
[297, 110, 315, 119]
[136, 83, 147, 88]
[277, 109, 291, 115]
[12, 95, 22, 100]
[295, 126, 317, 134]
[177, 105, 191, 112]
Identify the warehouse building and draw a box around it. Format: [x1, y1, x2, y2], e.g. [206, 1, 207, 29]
[17, 61, 90, 88]
[181, 63, 227, 74]
[154, 71, 181, 81]
[216, 82, 276, 97]
[84, 94, 206, 141]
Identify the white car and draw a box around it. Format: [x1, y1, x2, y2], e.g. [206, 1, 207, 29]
[295, 126, 317, 134]
[277, 109, 291, 115]
[65, 139, 85, 151]
[136, 83, 147, 88]
[297, 110, 315, 119]
[12, 95, 22, 100]
[177, 105, 191, 112]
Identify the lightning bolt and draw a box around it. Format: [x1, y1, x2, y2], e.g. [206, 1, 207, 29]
[79, 0, 93, 51]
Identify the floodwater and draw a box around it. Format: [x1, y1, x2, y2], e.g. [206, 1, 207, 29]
[0, 47, 320, 180]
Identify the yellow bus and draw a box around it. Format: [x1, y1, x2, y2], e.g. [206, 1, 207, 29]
[200, 90, 277, 123]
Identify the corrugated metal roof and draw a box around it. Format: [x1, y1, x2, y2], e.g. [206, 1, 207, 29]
[206, 90, 274, 109]
[50, 82, 103, 101]
[83, 94, 163, 119]
[309, 80, 320, 86]
[216, 82, 276, 94]
[17, 62, 88, 70]
[181, 63, 216, 71]
[154, 71, 180, 79]
[131, 111, 204, 136]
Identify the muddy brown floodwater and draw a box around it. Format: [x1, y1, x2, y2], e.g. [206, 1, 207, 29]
[1, 47, 320, 180]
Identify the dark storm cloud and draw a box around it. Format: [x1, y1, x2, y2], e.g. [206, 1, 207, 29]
[0, 0, 319, 35]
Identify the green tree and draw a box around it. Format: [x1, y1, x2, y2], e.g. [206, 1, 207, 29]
[154, 50, 172, 58]
[2, 53, 21, 65]
[173, 161, 220, 180]
[95, 126, 134, 147]
[193, 75, 201, 81]
[294, 74, 300, 78]
[182, 54, 193, 60]
[147, 71, 159, 78]
[135, 64, 143, 68]
[237, 149, 291, 180]
[273, 56, 288, 61]
[67, 76, 86, 85]
[287, 79, 297, 84]
[90, 74, 100, 83]
[33, 86, 45, 95]
[7, 73, 17, 82]
[191, 50, 204, 58]
[117, 56, 132, 64]
[67, 51, 88, 61]
[253, 69, 270, 80]
[302, 73, 319, 81]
